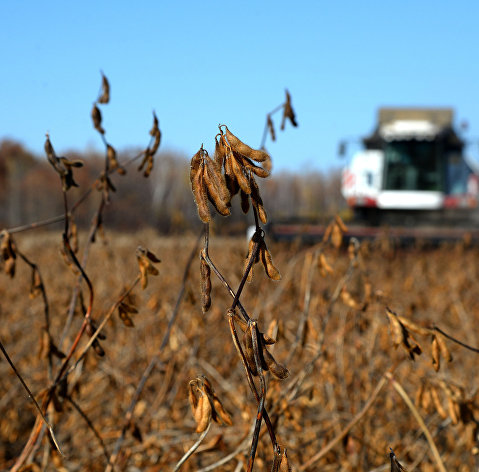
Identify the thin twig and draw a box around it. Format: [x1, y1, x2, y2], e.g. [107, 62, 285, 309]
[172, 422, 211, 472]
[387, 372, 447, 472]
[298, 370, 389, 471]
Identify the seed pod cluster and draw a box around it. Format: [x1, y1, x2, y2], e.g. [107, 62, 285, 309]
[385, 308, 423, 361]
[190, 145, 231, 223]
[244, 232, 281, 282]
[188, 376, 233, 433]
[416, 379, 474, 426]
[221, 126, 270, 222]
[136, 246, 161, 289]
[44, 135, 84, 192]
[200, 251, 211, 313]
[0, 230, 16, 278]
[118, 293, 138, 327]
[241, 321, 289, 379]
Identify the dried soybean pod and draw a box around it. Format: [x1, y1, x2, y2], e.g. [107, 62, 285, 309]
[225, 127, 270, 162]
[260, 241, 281, 280]
[91, 104, 104, 134]
[231, 155, 251, 194]
[244, 237, 258, 283]
[200, 254, 211, 313]
[212, 397, 233, 426]
[193, 394, 205, 427]
[431, 387, 448, 419]
[203, 167, 230, 217]
[447, 396, 459, 424]
[196, 393, 212, 433]
[190, 149, 203, 184]
[98, 72, 110, 104]
[262, 346, 289, 379]
[397, 316, 430, 336]
[279, 448, 293, 472]
[243, 330, 258, 376]
[250, 177, 267, 224]
[150, 111, 160, 137]
[431, 336, 440, 371]
[235, 153, 270, 178]
[191, 165, 210, 223]
[214, 134, 227, 170]
[267, 115, 276, 141]
[435, 331, 452, 362]
[203, 155, 230, 215]
[188, 381, 198, 411]
[240, 190, 250, 214]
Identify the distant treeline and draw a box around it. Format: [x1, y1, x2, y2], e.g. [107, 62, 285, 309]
[0, 139, 344, 233]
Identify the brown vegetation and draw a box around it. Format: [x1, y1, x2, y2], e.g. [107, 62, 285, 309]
[1, 74, 479, 472]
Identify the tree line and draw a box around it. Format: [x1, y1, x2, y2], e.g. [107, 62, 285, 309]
[0, 139, 344, 233]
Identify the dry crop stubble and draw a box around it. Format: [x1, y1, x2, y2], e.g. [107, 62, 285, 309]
[3, 76, 479, 471]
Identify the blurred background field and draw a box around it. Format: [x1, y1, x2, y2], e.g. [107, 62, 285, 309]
[2, 230, 479, 471]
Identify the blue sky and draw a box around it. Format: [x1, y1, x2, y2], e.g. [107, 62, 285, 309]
[2, 1, 479, 173]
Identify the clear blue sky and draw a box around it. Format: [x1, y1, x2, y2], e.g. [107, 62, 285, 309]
[2, 1, 479, 173]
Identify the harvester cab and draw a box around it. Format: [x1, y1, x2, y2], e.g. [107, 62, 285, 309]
[341, 108, 479, 226]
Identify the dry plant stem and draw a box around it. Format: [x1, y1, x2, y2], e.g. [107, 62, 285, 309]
[228, 316, 278, 448]
[247, 322, 267, 472]
[66, 395, 111, 465]
[433, 325, 479, 353]
[196, 429, 253, 472]
[386, 373, 447, 472]
[202, 223, 252, 322]
[105, 233, 202, 472]
[61, 276, 141, 385]
[0, 339, 63, 457]
[16, 250, 54, 380]
[298, 369, 390, 471]
[172, 422, 211, 472]
[59, 197, 105, 347]
[287, 250, 316, 363]
[11, 208, 95, 471]
[260, 103, 286, 149]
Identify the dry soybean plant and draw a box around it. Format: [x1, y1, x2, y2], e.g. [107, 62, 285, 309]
[0, 72, 162, 471]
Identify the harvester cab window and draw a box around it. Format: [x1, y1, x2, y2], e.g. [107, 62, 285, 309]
[383, 141, 442, 191]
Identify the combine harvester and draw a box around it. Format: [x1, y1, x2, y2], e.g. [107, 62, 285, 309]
[271, 108, 479, 244]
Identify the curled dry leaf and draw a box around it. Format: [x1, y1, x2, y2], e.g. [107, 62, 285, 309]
[385, 308, 422, 361]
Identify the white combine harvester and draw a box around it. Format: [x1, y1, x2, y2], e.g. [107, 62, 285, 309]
[341, 108, 479, 227]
